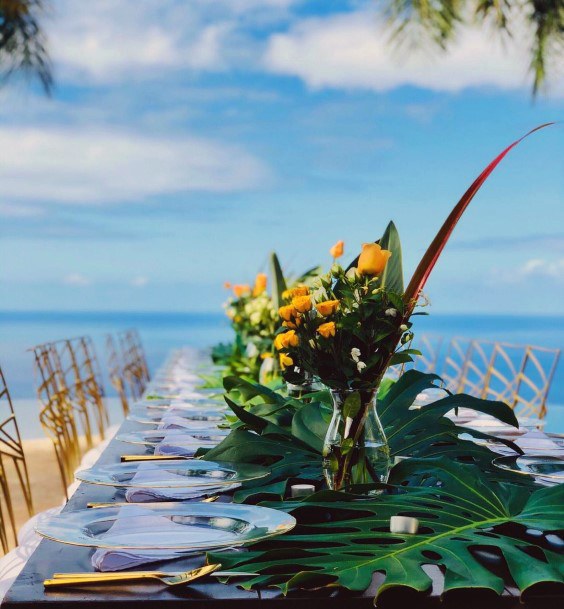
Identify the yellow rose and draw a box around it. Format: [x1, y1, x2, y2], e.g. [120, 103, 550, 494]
[282, 289, 292, 300]
[274, 330, 299, 350]
[357, 243, 392, 276]
[260, 352, 273, 360]
[292, 295, 312, 313]
[330, 240, 344, 259]
[279, 353, 293, 369]
[252, 273, 268, 297]
[317, 321, 336, 338]
[233, 284, 251, 298]
[278, 304, 297, 321]
[315, 299, 340, 316]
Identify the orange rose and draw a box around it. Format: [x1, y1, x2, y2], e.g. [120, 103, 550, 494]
[252, 273, 268, 297]
[317, 321, 336, 338]
[330, 240, 344, 259]
[282, 318, 301, 329]
[233, 284, 251, 298]
[279, 353, 293, 369]
[278, 304, 297, 321]
[292, 295, 312, 313]
[274, 330, 299, 350]
[315, 299, 340, 316]
[357, 243, 392, 276]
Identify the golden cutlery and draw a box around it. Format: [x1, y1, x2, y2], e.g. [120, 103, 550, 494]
[120, 455, 192, 462]
[44, 564, 221, 588]
[50, 569, 258, 580]
[86, 495, 219, 508]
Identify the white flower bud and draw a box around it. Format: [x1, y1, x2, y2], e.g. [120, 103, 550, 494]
[399, 324, 408, 332]
[385, 308, 397, 317]
[350, 348, 361, 363]
[357, 361, 367, 373]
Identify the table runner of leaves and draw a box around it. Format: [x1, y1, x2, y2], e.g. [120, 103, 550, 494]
[201, 370, 563, 601]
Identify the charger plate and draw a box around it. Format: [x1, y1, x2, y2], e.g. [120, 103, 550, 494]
[75, 459, 269, 488]
[492, 455, 564, 481]
[128, 407, 226, 425]
[116, 428, 230, 447]
[35, 502, 295, 550]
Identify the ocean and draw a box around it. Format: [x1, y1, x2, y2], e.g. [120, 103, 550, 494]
[0, 311, 562, 436]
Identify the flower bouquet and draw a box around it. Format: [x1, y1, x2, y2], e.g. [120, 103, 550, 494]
[275, 224, 418, 489]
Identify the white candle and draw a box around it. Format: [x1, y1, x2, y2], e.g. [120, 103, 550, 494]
[390, 515, 419, 534]
[291, 484, 315, 498]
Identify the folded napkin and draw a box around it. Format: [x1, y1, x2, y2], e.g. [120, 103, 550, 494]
[123, 462, 239, 503]
[91, 505, 197, 571]
[157, 413, 223, 430]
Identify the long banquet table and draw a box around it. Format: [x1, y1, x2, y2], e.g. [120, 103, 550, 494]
[3, 352, 563, 609]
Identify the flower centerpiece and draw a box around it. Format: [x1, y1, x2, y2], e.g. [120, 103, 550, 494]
[220, 273, 278, 380]
[275, 223, 419, 489]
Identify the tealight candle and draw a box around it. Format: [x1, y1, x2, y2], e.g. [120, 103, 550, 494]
[290, 484, 315, 498]
[390, 515, 419, 534]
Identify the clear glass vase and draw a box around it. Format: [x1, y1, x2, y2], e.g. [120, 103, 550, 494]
[286, 372, 323, 399]
[323, 388, 390, 491]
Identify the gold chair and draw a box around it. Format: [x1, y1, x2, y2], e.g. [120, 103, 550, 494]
[66, 337, 109, 439]
[484, 343, 561, 420]
[412, 334, 444, 374]
[440, 336, 473, 392]
[457, 339, 498, 398]
[32, 344, 82, 495]
[105, 334, 130, 416]
[0, 367, 34, 553]
[118, 329, 150, 399]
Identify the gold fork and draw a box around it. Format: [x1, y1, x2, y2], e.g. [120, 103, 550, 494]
[120, 455, 193, 462]
[44, 564, 221, 588]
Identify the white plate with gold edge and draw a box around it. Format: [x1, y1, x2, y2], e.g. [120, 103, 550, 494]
[36, 502, 294, 550]
[75, 459, 269, 489]
[116, 428, 230, 448]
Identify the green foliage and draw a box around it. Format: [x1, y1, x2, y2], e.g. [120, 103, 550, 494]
[207, 370, 531, 503]
[269, 252, 287, 310]
[0, 0, 52, 93]
[209, 459, 564, 600]
[387, 0, 564, 94]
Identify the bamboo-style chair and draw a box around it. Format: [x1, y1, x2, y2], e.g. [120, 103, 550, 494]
[66, 337, 109, 439]
[440, 337, 474, 393]
[32, 343, 82, 495]
[411, 334, 444, 374]
[118, 329, 150, 400]
[0, 368, 34, 554]
[483, 343, 561, 420]
[105, 334, 130, 416]
[457, 339, 499, 398]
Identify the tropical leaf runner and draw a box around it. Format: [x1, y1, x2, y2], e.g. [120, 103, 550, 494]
[209, 459, 563, 601]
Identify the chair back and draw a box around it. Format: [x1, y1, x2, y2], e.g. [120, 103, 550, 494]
[32, 343, 82, 494]
[118, 329, 149, 399]
[440, 337, 473, 392]
[0, 367, 34, 553]
[412, 334, 444, 374]
[106, 334, 130, 416]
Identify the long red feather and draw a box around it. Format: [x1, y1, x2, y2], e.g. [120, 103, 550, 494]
[403, 123, 555, 310]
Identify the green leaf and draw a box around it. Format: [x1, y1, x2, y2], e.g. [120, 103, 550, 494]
[342, 391, 361, 419]
[373, 220, 404, 293]
[223, 375, 283, 404]
[270, 251, 287, 310]
[209, 459, 564, 600]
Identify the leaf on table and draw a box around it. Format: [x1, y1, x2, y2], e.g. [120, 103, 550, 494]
[209, 458, 564, 600]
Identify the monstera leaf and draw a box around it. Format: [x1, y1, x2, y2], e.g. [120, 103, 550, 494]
[211, 370, 528, 501]
[209, 458, 564, 600]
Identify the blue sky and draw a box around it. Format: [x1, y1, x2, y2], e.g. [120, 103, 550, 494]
[0, 0, 563, 315]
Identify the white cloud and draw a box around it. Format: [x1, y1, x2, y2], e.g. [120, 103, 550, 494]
[0, 127, 269, 205]
[492, 258, 564, 284]
[131, 276, 149, 288]
[63, 273, 91, 286]
[0, 203, 46, 218]
[263, 10, 563, 94]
